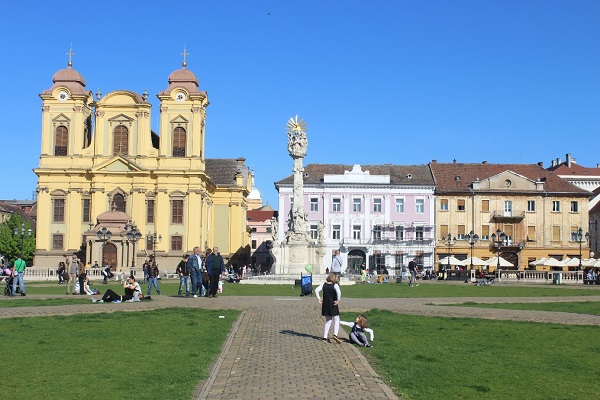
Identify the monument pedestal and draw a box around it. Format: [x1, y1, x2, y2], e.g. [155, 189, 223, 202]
[271, 242, 326, 275]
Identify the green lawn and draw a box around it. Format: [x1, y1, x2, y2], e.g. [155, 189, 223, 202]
[350, 309, 600, 400]
[0, 308, 239, 400]
[449, 301, 600, 315]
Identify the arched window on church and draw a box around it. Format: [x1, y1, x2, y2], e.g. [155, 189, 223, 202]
[113, 125, 129, 155]
[173, 127, 186, 157]
[113, 194, 126, 212]
[55, 126, 68, 156]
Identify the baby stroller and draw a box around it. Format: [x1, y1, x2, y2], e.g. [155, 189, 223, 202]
[300, 273, 312, 297]
[4, 275, 15, 296]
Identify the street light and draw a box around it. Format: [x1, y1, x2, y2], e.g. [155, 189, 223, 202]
[441, 233, 456, 271]
[491, 229, 506, 271]
[96, 227, 112, 269]
[464, 230, 479, 271]
[126, 223, 142, 270]
[13, 223, 33, 259]
[147, 232, 162, 262]
[573, 227, 590, 271]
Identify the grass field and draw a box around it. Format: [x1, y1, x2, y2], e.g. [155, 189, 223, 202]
[0, 308, 239, 400]
[448, 301, 600, 315]
[3, 281, 600, 399]
[350, 309, 600, 400]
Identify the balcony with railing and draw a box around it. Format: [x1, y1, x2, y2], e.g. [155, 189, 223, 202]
[491, 210, 525, 222]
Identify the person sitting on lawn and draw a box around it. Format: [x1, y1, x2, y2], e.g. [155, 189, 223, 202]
[340, 314, 374, 347]
[92, 276, 144, 303]
[82, 276, 99, 295]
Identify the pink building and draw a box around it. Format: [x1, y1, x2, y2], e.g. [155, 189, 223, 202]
[275, 164, 435, 275]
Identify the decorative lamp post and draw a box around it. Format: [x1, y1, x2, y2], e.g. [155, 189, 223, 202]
[13, 223, 33, 259]
[147, 232, 162, 262]
[441, 233, 456, 271]
[573, 227, 590, 271]
[464, 230, 479, 271]
[126, 224, 142, 269]
[97, 227, 112, 269]
[491, 229, 506, 271]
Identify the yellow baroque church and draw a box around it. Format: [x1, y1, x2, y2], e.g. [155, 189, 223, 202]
[33, 56, 252, 272]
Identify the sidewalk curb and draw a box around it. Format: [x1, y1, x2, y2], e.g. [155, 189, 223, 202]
[194, 310, 246, 400]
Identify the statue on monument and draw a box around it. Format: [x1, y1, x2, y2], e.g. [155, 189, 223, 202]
[286, 115, 308, 159]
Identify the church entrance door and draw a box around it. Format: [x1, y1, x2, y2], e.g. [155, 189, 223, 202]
[103, 242, 118, 270]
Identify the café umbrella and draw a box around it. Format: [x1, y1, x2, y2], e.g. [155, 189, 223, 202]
[486, 256, 514, 267]
[437, 256, 463, 266]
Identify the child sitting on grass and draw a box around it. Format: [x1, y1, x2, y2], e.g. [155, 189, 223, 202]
[340, 314, 374, 347]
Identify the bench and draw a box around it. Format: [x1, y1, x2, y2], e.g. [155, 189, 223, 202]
[583, 279, 597, 285]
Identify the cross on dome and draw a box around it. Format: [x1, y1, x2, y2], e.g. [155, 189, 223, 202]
[181, 46, 189, 68]
[67, 45, 75, 67]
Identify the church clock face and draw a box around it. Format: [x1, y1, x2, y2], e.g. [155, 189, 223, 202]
[57, 90, 69, 101]
[175, 92, 187, 102]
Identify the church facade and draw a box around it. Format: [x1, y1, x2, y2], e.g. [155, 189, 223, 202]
[33, 57, 251, 271]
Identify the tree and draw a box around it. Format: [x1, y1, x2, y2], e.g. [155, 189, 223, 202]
[0, 214, 35, 264]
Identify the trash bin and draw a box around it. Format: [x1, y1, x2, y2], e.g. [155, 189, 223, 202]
[552, 272, 562, 284]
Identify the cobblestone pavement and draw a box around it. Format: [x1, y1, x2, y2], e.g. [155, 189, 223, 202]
[1, 292, 599, 399]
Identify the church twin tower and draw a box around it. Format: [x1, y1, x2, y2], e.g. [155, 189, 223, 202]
[34, 53, 251, 270]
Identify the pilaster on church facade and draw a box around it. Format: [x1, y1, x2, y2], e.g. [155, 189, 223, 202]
[33, 56, 252, 271]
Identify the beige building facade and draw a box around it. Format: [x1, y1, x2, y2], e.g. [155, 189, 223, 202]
[33, 58, 251, 271]
[430, 162, 590, 271]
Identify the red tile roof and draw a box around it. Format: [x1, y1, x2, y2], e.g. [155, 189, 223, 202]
[429, 162, 588, 196]
[547, 162, 600, 176]
[246, 210, 276, 222]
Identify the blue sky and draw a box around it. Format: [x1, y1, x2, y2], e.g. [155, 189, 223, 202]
[1, 1, 599, 208]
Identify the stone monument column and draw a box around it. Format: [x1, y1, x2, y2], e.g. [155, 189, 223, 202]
[285, 115, 310, 244]
[271, 116, 326, 275]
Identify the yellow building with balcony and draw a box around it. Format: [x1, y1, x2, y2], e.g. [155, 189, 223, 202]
[430, 161, 590, 271]
[33, 58, 251, 271]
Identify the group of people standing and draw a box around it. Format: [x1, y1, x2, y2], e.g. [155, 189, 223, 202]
[176, 246, 227, 298]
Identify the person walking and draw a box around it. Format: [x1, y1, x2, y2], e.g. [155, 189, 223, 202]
[201, 248, 212, 297]
[205, 246, 225, 298]
[331, 249, 343, 277]
[11, 256, 27, 296]
[176, 254, 191, 296]
[187, 247, 203, 298]
[315, 273, 342, 343]
[360, 262, 367, 284]
[146, 262, 161, 295]
[408, 258, 419, 287]
[57, 261, 66, 284]
[66, 253, 79, 295]
[78, 259, 86, 295]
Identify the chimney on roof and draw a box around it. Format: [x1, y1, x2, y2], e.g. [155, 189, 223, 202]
[431, 160, 437, 164]
[566, 153, 572, 168]
[482, 161, 487, 164]
[557, 157, 562, 165]
[453, 159, 457, 164]
[537, 161, 543, 167]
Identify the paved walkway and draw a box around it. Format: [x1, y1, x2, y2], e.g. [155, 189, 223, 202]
[1, 293, 600, 399]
